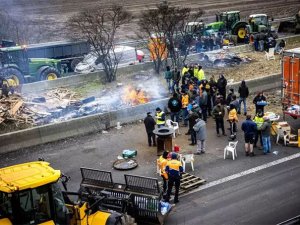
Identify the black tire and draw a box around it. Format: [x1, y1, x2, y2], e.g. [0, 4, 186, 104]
[69, 58, 82, 72]
[39, 67, 61, 81]
[1, 67, 25, 85]
[232, 22, 247, 43]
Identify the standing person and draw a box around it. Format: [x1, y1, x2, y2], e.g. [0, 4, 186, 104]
[155, 107, 166, 128]
[168, 93, 182, 123]
[188, 109, 199, 145]
[217, 74, 227, 100]
[181, 91, 189, 126]
[164, 66, 173, 93]
[260, 116, 272, 155]
[230, 94, 239, 111]
[172, 67, 181, 93]
[241, 115, 257, 156]
[226, 88, 234, 106]
[228, 104, 238, 140]
[253, 110, 264, 149]
[157, 151, 169, 193]
[200, 86, 208, 122]
[165, 152, 183, 204]
[209, 75, 218, 107]
[212, 100, 226, 137]
[181, 72, 190, 91]
[238, 80, 249, 115]
[181, 64, 189, 77]
[144, 112, 156, 147]
[203, 80, 212, 116]
[193, 118, 207, 154]
[253, 92, 267, 114]
[197, 65, 205, 82]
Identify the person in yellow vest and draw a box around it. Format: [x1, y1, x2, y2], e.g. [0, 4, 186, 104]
[253, 110, 264, 149]
[181, 91, 189, 126]
[181, 64, 189, 76]
[193, 64, 199, 79]
[164, 152, 183, 203]
[197, 65, 205, 81]
[228, 104, 238, 140]
[155, 107, 166, 128]
[157, 151, 169, 193]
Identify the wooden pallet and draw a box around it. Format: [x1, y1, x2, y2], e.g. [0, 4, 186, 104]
[179, 173, 206, 194]
[159, 172, 206, 195]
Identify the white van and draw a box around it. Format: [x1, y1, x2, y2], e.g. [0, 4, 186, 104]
[75, 45, 141, 73]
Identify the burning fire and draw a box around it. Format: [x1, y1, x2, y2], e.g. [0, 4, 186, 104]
[122, 86, 149, 105]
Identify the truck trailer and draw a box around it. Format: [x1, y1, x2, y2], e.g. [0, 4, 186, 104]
[282, 47, 300, 118]
[25, 40, 90, 72]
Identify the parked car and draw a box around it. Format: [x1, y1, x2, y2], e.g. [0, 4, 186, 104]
[75, 45, 143, 73]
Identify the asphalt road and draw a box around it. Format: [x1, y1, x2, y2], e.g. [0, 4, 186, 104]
[1, 114, 300, 225]
[166, 156, 300, 225]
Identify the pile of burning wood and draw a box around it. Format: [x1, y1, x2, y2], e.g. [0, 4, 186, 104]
[0, 88, 81, 128]
[0, 94, 34, 127]
[0, 85, 153, 131]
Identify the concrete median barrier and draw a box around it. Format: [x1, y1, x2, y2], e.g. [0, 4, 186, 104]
[0, 99, 168, 154]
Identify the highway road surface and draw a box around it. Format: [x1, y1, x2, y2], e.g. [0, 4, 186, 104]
[166, 154, 300, 225]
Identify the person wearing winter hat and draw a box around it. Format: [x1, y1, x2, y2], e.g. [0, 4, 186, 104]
[144, 112, 156, 147]
[165, 152, 183, 204]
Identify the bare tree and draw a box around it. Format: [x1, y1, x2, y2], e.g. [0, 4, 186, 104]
[68, 4, 132, 82]
[138, 2, 204, 71]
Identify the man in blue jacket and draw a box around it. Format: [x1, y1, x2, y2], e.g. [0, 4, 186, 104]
[241, 115, 257, 157]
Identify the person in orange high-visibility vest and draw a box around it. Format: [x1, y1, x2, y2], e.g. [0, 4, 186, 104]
[164, 152, 183, 203]
[157, 151, 169, 193]
[181, 91, 189, 126]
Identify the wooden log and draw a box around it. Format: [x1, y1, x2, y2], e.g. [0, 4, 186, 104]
[10, 100, 24, 115]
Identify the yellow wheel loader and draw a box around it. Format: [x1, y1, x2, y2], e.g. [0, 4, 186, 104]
[0, 161, 136, 225]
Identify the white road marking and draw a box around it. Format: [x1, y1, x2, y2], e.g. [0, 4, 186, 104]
[183, 152, 300, 196]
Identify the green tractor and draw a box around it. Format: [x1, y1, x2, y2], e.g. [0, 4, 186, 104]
[0, 45, 62, 86]
[205, 11, 271, 43]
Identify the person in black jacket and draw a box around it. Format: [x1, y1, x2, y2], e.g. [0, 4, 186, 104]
[253, 92, 267, 114]
[217, 74, 227, 100]
[188, 109, 199, 145]
[168, 93, 182, 123]
[144, 112, 156, 147]
[238, 80, 249, 115]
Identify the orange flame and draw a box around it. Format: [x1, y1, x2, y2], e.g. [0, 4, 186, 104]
[122, 86, 149, 105]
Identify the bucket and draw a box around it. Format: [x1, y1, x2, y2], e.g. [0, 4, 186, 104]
[173, 145, 180, 153]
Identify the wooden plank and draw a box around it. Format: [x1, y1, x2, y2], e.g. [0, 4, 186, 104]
[181, 179, 206, 189]
[10, 100, 24, 115]
[181, 177, 201, 185]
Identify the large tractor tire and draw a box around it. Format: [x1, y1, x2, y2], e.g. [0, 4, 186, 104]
[39, 67, 61, 81]
[1, 67, 25, 86]
[232, 22, 248, 43]
[69, 58, 82, 72]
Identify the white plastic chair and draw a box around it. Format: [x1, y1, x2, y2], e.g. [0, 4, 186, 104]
[224, 141, 238, 160]
[276, 129, 289, 146]
[265, 48, 275, 60]
[181, 154, 194, 171]
[166, 119, 180, 138]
